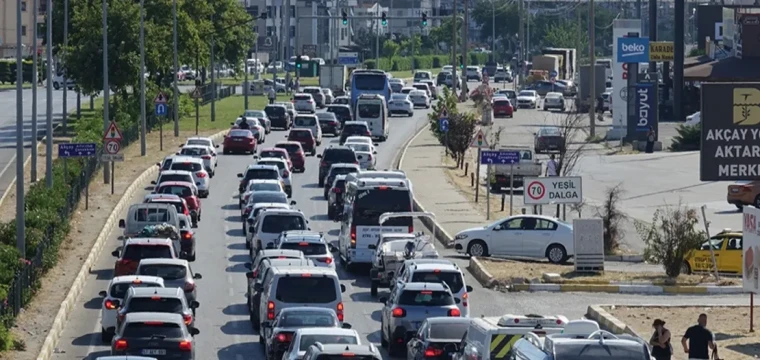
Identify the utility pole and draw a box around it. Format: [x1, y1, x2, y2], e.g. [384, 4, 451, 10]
[526, 0, 530, 57]
[375, 13, 380, 66]
[45, 0, 53, 187]
[461, 0, 468, 98]
[588, 0, 596, 137]
[31, 0, 38, 183]
[16, 0, 26, 257]
[173, 0, 180, 135]
[491, 0, 495, 58]
[451, 0, 458, 97]
[648, 0, 657, 72]
[62, 0, 69, 135]
[518, 0, 524, 85]
[674, 0, 684, 123]
[139, 0, 147, 156]
[211, 20, 217, 122]
[102, 0, 111, 184]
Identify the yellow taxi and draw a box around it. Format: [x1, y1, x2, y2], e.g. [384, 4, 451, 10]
[683, 229, 743, 275]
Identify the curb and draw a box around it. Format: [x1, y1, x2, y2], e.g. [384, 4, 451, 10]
[36, 130, 227, 360]
[605, 254, 645, 262]
[585, 305, 642, 338]
[510, 283, 745, 294]
[467, 257, 496, 287]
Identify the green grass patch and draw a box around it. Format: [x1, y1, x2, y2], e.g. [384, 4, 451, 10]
[177, 94, 293, 132]
[0, 83, 33, 90]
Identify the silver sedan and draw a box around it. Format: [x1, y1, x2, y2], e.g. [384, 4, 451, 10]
[408, 90, 430, 109]
[388, 93, 414, 117]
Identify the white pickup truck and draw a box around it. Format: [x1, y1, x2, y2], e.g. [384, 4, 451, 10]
[488, 147, 542, 191]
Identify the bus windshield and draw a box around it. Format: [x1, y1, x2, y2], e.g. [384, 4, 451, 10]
[353, 189, 412, 227]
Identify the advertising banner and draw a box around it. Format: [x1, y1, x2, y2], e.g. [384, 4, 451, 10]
[700, 83, 760, 181]
[649, 41, 674, 61]
[612, 19, 642, 137]
[617, 37, 650, 63]
[743, 206, 760, 293]
[628, 82, 656, 139]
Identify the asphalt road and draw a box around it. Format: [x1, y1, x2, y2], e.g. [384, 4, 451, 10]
[49, 83, 746, 360]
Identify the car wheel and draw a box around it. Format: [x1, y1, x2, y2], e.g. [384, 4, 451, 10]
[736, 204, 744, 210]
[53, 82, 60, 90]
[370, 281, 378, 296]
[681, 261, 692, 275]
[188, 252, 196, 261]
[546, 244, 568, 264]
[467, 240, 489, 257]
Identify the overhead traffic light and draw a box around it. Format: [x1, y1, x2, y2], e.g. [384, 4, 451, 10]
[458, 55, 464, 69]
[381, 12, 387, 26]
[295, 56, 303, 69]
[421, 12, 428, 26]
[342, 10, 348, 25]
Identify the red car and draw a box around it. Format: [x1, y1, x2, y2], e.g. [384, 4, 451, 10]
[274, 141, 307, 172]
[258, 147, 292, 171]
[224, 129, 257, 154]
[154, 181, 202, 227]
[493, 98, 514, 118]
[287, 128, 316, 155]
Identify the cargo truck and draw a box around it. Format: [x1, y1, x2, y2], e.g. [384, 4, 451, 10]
[575, 64, 607, 113]
[531, 55, 561, 76]
[488, 147, 542, 192]
[541, 48, 577, 80]
[319, 64, 348, 95]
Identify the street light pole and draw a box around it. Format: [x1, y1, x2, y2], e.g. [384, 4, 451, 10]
[588, 0, 596, 137]
[173, 0, 179, 136]
[102, 0, 111, 184]
[62, 0, 68, 135]
[491, 0, 495, 57]
[45, 0, 53, 187]
[31, 0, 38, 183]
[16, 0, 26, 256]
[139, 0, 146, 156]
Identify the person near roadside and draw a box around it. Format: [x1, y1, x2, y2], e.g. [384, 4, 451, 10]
[545, 154, 558, 177]
[682, 313, 716, 360]
[650, 319, 672, 360]
[267, 86, 276, 104]
[646, 126, 656, 153]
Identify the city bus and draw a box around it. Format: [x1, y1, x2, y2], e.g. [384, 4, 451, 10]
[350, 69, 391, 110]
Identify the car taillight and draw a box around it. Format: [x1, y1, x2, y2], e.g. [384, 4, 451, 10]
[283, 171, 290, 178]
[196, 172, 207, 178]
[332, 188, 342, 193]
[252, 269, 259, 278]
[114, 339, 128, 351]
[408, 225, 414, 233]
[244, 207, 252, 215]
[350, 225, 356, 247]
[391, 307, 406, 318]
[118, 313, 125, 322]
[183, 314, 192, 325]
[179, 340, 192, 351]
[267, 301, 275, 320]
[277, 333, 293, 342]
[243, 194, 250, 202]
[337, 302, 344, 321]
[105, 300, 118, 310]
[323, 257, 333, 264]
[119, 259, 131, 265]
[538, 137, 545, 142]
[183, 232, 193, 240]
[424, 348, 444, 357]
[202, 155, 211, 160]
[741, 185, 752, 192]
[448, 308, 461, 317]
[462, 292, 469, 307]
[184, 282, 195, 292]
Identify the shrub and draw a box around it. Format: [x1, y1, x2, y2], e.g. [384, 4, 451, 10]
[669, 123, 700, 152]
[362, 53, 488, 72]
[635, 203, 706, 277]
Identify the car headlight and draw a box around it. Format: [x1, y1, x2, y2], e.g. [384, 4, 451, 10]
[455, 234, 468, 240]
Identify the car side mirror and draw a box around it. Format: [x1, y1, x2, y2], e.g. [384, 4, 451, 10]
[246, 271, 255, 279]
[111, 250, 120, 257]
[378, 297, 388, 303]
[99, 290, 107, 297]
[253, 283, 262, 292]
[118, 219, 126, 228]
[178, 144, 184, 148]
[368, 244, 376, 250]
[244, 262, 252, 270]
[230, 122, 235, 126]
[253, 155, 259, 159]
[340, 284, 346, 293]
[316, 154, 322, 158]
[156, 162, 161, 167]
[290, 201, 297, 205]
[342, 323, 353, 329]
[373, 151, 377, 154]
[190, 300, 200, 309]
[237, 173, 243, 178]
[193, 273, 203, 279]
[150, 180, 156, 185]
[190, 327, 200, 336]
[466, 285, 474, 292]
[215, 144, 219, 148]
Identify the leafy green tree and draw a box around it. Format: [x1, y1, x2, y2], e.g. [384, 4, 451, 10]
[543, 22, 588, 54]
[401, 34, 422, 57]
[382, 39, 400, 59]
[428, 16, 462, 53]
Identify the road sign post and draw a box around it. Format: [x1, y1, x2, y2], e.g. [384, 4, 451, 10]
[103, 121, 123, 195]
[470, 129, 488, 203]
[192, 87, 202, 137]
[479, 150, 520, 219]
[58, 142, 98, 207]
[439, 106, 449, 156]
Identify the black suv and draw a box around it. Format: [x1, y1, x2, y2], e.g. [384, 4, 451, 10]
[316, 146, 357, 186]
[339, 122, 371, 145]
[264, 104, 291, 129]
[326, 104, 353, 125]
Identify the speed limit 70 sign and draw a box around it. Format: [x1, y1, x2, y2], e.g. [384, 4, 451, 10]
[523, 177, 583, 205]
[105, 140, 121, 155]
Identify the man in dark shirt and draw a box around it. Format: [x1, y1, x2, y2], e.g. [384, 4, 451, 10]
[681, 313, 716, 360]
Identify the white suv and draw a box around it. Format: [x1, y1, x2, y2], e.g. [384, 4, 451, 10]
[394, 259, 474, 317]
[168, 156, 211, 197]
[276, 230, 335, 269]
[256, 157, 293, 197]
[99, 275, 164, 342]
[251, 208, 309, 252]
[294, 93, 317, 113]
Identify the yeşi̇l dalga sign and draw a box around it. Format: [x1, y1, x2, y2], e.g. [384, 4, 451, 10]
[523, 177, 583, 205]
[700, 83, 760, 181]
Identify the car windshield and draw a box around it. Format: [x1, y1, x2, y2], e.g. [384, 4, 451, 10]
[353, 74, 386, 90]
[260, 150, 286, 159]
[304, 88, 320, 94]
[275, 277, 337, 302]
[122, 245, 173, 261]
[276, 143, 302, 154]
[186, 139, 210, 147]
[430, 322, 470, 340]
[411, 271, 464, 293]
[157, 185, 193, 197]
[180, 147, 207, 156]
[138, 264, 188, 280]
[346, 144, 371, 152]
[245, 169, 280, 180]
[127, 298, 184, 313]
[123, 322, 183, 338]
[230, 130, 252, 137]
[300, 334, 359, 349]
[398, 290, 455, 306]
[280, 310, 337, 328]
[251, 192, 288, 204]
[519, 91, 535, 97]
[295, 117, 317, 126]
[414, 72, 431, 79]
[358, 103, 381, 118]
[170, 162, 203, 172]
[540, 128, 562, 136]
[262, 215, 306, 233]
[334, 98, 349, 104]
[280, 242, 328, 255]
[134, 207, 171, 222]
[249, 182, 282, 192]
[109, 282, 161, 299]
[258, 161, 286, 171]
[159, 174, 191, 183]
[329, 167, 358, 179]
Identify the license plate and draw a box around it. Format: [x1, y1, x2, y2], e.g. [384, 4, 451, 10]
[142, 349, 166, 355]
[731, 188, 740, 193]
[234, 138, 243, 141]
[497, 110, 505, 114]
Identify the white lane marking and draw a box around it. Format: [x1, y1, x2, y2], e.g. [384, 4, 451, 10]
[229, 287, 235, 297]
[228, 273, 234, 285]
[85, 309, 104, 357]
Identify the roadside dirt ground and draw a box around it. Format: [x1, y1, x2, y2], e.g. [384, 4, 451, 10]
[0, 128, 218, 360]
[607, 306, 760, 360]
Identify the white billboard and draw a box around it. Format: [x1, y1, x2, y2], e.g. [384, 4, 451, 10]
[612, 19, 642, 138]
[743, 206, 760, 293]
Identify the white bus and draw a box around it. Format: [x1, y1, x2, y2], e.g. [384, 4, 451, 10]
[355, 93, 389, 141]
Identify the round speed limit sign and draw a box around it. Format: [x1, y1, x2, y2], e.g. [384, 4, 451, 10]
[105, 140, 121, 155]
[527, 180, 546, 201]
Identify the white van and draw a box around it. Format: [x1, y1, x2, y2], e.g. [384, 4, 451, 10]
[355, 94, 389, 142]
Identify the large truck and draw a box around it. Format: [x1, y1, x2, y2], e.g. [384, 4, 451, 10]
[319, 64, 348, 95]
[531, 55, 561, 76]
[541, 48, 577, 80]
[575, 64, 607, 113]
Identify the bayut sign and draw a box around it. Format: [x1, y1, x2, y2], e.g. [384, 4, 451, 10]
[635, 83, 656, 133]
[617, 37, 650, 63]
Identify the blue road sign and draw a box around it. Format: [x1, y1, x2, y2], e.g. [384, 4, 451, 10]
[439, 118, 449, 133]
[58, 143, 97, 158]
[155, 103, 168, 116]
[549, 70, 558, 78]
[617, 37, 650, 63]
[480, 150, 520, 165]
[337, 53, 360, 66]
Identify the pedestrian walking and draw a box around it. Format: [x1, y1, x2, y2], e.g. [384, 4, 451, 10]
[285, 72, 292, 94]
[681, 313, 716, 360]
[294, 78, 301, 92]
[545, 154, 558, 177]
[650, 319, 672, 360]
[646, 126, 656, 153]
[267, 86, 276, 105]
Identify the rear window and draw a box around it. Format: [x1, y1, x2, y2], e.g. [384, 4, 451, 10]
[295, 117, 317, 126]
[123, 322, 183, 338]
[170, 162, 202, 172]
[413, 85, 427, 91]
[324, 149, 357, 163]
[265, 106, 286, 115]
[249, 182, 282, 192]
[260, 150, 286, 159]
[122, 245, 173, 261]
[295, 95, 311, 101]
[262, 215, 306, 233]
[328, 106, 350, 115]
[280, 310, 338, 327]
[276, 143, 302, 154]
[329, 167, 359, 179]
[138, 264, 188, 280]
[540, 128, 562, 136]
[343, 124, 368, 133]
[158, 174, 191, 183]
[430, 322, 470, 339]
[415, 72, 431, 80]
[411, 271, 464, 293]
[315, 356, 374, 360]
[251, 192, 288, 204]
[275, 276, 338, 303]
[333, 180, 346, 190]
[230, 129, 252, 137]
[150, 200, 185, 214]
[289, 130, 312, 139]
[353, 189, 412, 227]
[179, 147, 207, 156]
[300, 334, 359, 349]
[126, 297, 184, 313]
[157, 185, 193, 198]
[317, 113, 337, 121]
[304, 88, 320, 94]
[134, 207, 171, 222]
[357, 103, 381, 118]
[259, 161, 286, 171]
[398, 290, 455, 306]
[280, 242, 328, 255]
[109, 282, 161, 299]
[245, 169, 280, 181]
[494, 100, 511, 106]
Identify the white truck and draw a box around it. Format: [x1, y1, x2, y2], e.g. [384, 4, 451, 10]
[488, 147, 542, 192]
[319, 64, 348, 96]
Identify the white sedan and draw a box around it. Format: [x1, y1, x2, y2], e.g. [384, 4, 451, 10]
[408, 90, 430, 108]
[516, 90, 540, 109]
[388, 93, 414, 117]
[345, 142, 377, 170]
[178, 145, 217, 176]
[452, 214, 574, 264]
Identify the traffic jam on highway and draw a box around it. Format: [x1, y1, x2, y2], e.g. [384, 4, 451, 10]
[74, 69, 649, 360]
